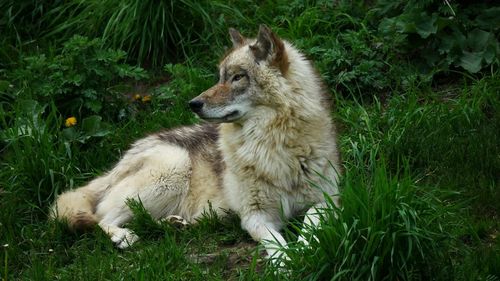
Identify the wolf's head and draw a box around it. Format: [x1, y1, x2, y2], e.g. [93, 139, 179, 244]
[189, 25, 290, 123]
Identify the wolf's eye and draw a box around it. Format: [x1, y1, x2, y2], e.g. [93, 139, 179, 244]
[232, 74, 245, 82]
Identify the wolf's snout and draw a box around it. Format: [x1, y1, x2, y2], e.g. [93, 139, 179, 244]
[189, 100, 204, 113]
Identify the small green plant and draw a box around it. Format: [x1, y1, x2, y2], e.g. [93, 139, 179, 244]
[306, 28, 395, 97]
[11, 35, 147, 120]
[126, 199, 174, 240]
[162, 63, 215, 100]
[61, 115, 112, 144]
[0, 100, 77, 208]
[145, 63, 216, 124]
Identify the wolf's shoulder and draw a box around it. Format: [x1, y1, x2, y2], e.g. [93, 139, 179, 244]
[155, 123, 219, 150]
[128, 123, 219, 154]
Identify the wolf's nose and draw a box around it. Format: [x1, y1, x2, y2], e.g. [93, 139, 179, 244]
[188, 100, 204, 113]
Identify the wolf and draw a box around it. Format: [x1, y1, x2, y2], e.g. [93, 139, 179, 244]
[51, 25, 341, 263]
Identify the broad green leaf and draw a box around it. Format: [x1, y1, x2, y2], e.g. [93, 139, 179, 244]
[422, 47, 440, 67]
[439, 34, 456, 54]
[62, 127, 80, 141]
[415, 12, 438, 39]
[439, 30, 466, 60]
[378, 18, 398, 35]
[467, 29, 491, 52]
[394, 14, 416, 34]
[81, 115, 111, 137]
[475, 7, 500, 31]
[435, 16, 452, 31]
[458, 51, 483, 73]
[483, 44, 498, 64]
[81, 115, 102, 134]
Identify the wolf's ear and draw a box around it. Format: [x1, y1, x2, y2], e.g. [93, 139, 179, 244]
[250, 25, 289, 73]
[250, 25, 274, 61]
[229, 28, 245, 47]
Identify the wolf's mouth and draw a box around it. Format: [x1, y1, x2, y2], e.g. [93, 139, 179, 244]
[223, 110, 240, 121]
[200, 110, 241, 123]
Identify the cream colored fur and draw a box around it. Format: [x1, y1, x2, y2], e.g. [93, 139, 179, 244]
[50, 25, 341, 264]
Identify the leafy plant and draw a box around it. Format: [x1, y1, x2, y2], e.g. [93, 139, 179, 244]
[377, 0, 500, 73]
[61, 115, 112, 144]
[0, 100, 80, 209]
[10, 35, 147, 120]
[250, 1, 401, 98]
[306, 28, 395, 97]
[145, 63, 216, 124]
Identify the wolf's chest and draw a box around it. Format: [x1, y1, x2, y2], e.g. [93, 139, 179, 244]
[222, 168, 318, 218]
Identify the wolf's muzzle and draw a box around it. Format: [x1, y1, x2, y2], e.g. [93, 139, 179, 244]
[188, 99, 204, 114]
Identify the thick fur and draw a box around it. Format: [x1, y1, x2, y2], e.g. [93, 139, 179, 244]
[51, 25, 341, 261]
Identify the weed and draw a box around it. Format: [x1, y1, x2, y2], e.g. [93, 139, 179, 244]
[9, 35, 147, 120]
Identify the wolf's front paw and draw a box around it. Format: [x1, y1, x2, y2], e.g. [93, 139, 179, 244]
[111, 228, 139, 249]
[161, 215, 188, 228]
[268, 252, 291, 275]
[297, 234, 310, 246]
[297, 232, 319, 247]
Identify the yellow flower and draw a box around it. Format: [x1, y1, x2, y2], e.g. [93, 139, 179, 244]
[133, 94, 142, 101]
[65, 117, 77, 127]
[141, 95, 151, 102]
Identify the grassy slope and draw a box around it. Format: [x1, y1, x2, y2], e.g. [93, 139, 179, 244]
[1, 1, 499, 280]
[1, 74, 498, 281]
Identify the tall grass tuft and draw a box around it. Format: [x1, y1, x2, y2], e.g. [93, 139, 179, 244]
[43, 0, 245, 67]
[283, 161, 453, 280]
[0, 100, 79, 210]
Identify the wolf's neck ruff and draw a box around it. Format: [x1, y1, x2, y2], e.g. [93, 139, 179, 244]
[214, 28, 335, 192]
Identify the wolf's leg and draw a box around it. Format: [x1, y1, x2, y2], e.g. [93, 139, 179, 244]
[241, 214, 288, 265]
[95, 143, 192, 248]
[159, 215, 189, 228]
[98, 207, 138, 249]
[99, 223, 139, 249]
[297, 202, 330, 245]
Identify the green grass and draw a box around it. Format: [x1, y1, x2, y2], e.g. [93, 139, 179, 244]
[1, 1, 499, 280]
[40, 0, 246, 67]
[283, 163, 453, 280]
[1, 74, 498, 280]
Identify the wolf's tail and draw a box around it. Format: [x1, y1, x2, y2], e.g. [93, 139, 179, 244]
[50, 178, 108, 231]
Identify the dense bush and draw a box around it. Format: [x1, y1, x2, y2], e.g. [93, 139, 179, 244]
[245, 0, 499, 98]
[377, 0, 500, 73]
[9, 35, 147, 120]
